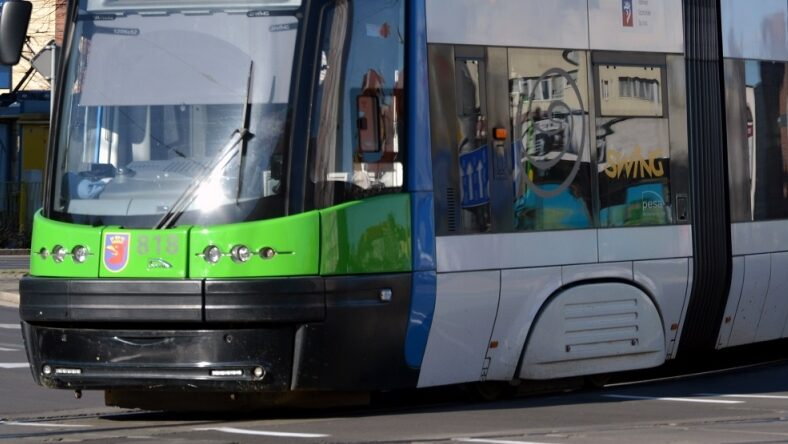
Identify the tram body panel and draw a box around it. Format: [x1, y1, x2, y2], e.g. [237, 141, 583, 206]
[756, 252, 788, 342]
[633, 259, 691, 358]
[717, 256, 745, 348]
[416, 271, 500, 388]
[727, 254, 771, 347]
[598, 226, 692, 263]
[520, 283, 665, 380]
[483, 266, 563, 382]
[718, 0, 788, 350]
[435, 231, 597, 274]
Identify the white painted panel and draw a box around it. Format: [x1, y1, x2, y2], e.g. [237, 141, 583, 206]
[562, 262, 633, 283]
[731, 221, 788, 256]
[425, 0, 589, 49]
[633, 259, 690, 354]
[721, 0, 788, 61]
[589, 0, 684, 53]
[717, 256, 745, 349]
[598, 225, 693, 262]
[729, 254, 772, 347]
[436, 231, 597, 274]
[417, 271, 501, 388]
[520, 283, 665, 379]
[757, 253, 788, 342]
[671, 258, 693, 358]
[483, 267, 563, 381]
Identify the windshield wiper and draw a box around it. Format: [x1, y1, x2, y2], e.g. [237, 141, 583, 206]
[154, 62, 255, 229]
[235, 63, 256, 204]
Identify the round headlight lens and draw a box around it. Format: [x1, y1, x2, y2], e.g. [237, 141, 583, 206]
[52, 245, 67, 263]
[72, 246, 88, 264]
[38, 247, 49, 259]
[231, 245, 252, 263]
[203, 246, 222, 264]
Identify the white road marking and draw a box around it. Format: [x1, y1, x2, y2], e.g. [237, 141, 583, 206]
[0, 324, 20, 330]
[0, 421, 90, 428]
[454, 439, 558, 444]
[603, 394, 744, 404]
[194, 427, 329, 438]
[0, 347, 19, 352]
[0, 363, 29, 369]
[697, 393, 788, 400]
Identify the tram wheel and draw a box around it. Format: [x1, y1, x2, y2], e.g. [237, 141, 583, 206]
[466, 381, 516, 402]
[584, 373, 612, 389]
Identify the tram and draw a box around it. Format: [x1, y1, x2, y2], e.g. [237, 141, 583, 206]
[0, 0, 784, 407]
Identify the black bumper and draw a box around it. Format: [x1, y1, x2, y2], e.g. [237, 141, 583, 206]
[20, 275, 417, 392]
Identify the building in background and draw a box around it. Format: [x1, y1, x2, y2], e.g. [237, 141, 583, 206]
[0, 0, 60, 247]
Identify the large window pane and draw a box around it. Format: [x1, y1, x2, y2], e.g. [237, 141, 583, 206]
[725, 59, 788, 222]
[596, 63, 672, 227]
[309, 0, 405, 209]
[509, 49, 593, 231]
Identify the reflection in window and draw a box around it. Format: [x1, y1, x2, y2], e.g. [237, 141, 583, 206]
[456, 59, 490, 232]
[309, 0, 404, 209]
[509, 49, 592, 231]
[724, 59, 788, 222]
[597, 118, 672, 226]
[599, 65, 663, 117]
[597, 63, 671, 227]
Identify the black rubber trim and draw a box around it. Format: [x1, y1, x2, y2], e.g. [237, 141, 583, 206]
[20, 278, 203, 323]
[19, 276, 327, 324]
[204, 278, 325, 323]
[678, 0, 733, 354]
[291, 274, 419, 391]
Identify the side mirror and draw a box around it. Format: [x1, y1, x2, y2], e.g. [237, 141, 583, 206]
[0, 1, 32, 66]
[356, 95, 383, 163]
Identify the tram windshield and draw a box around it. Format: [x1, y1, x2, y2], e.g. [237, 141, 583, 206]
[51, 0, 301, 227]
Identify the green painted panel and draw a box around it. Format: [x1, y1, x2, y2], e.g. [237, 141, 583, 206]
[320, 194, 412, 276]
[99, 227, 190, 278]
[189, 212, 320, 278]
[29, 211, 102, 278]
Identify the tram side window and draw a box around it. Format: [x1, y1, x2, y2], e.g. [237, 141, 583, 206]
[509, 49, 593, 231]
[724, 59, 788, 222]
[456, 59, 491, 232]
[309, 0, 405, 209]
[596, 64, 673, 227]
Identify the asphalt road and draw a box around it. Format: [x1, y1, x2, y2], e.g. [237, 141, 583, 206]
[0, 256, 29, 271]
[4, 304, 788, 443]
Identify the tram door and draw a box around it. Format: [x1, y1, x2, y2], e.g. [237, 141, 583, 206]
[419, 45, 512, 387]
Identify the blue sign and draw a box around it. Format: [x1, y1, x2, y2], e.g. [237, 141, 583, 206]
[460, 145, 490, 208]
[0, 66, 10, 90]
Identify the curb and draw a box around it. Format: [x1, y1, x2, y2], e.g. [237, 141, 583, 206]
[0, 291, 19, 307]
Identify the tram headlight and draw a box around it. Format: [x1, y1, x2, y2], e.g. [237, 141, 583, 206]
[203, 245, 222, 264]
[52, 245, 67, 263]
[72, 246, 88, 264]
[38, 247, 48, 259]
[259, 247, 276, 260]
[231, 245, 252, 263]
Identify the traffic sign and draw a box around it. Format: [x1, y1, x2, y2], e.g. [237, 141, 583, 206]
[460, 145, 490, 208]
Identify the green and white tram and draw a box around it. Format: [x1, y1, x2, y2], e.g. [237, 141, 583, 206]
[0, 0, 782, 407]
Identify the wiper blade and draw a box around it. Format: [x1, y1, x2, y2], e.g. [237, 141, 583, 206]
[155, 61, 255, 229]
[236, 62, 255, 204]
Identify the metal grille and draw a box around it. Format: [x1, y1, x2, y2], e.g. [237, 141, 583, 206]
[446, 187, 458, 232]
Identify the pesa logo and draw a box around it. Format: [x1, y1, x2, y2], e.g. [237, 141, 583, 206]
[622, 0, 634, 27]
